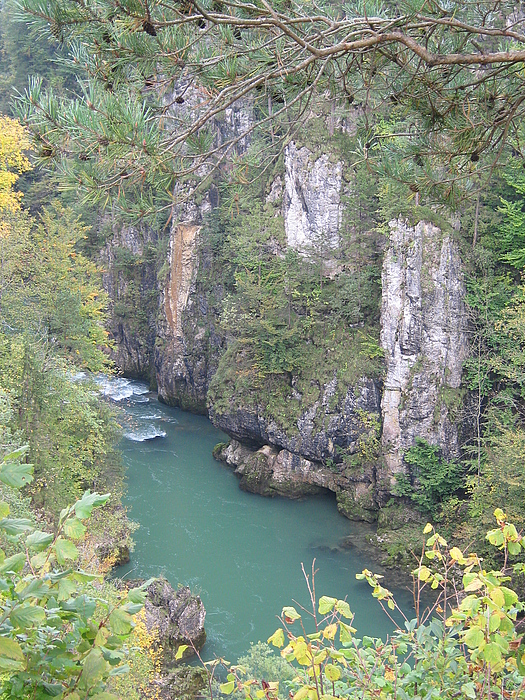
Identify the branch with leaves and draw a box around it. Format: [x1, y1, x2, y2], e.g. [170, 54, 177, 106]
[10, 0, 525, 217]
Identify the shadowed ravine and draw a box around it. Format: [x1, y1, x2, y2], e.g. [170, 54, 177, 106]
[108, 376, 415, 661]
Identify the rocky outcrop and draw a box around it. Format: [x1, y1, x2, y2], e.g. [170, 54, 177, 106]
[145, 579, 206, 666]
[101, 85, 470, 523]
[378, 219, 468, 500]
[153, 92, 254, 411]
[284, 141, 342, 254]
[155, 221, 207, 411]
[217, 439, 378, 521]
[158, 666, 208, 700]
[210, 376, 381, 462]
[211, 376, 382, 521]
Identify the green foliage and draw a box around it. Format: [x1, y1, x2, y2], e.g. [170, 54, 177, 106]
[206, 154, 383, 440]
[10, 0, 525, 220]
[0, 486, 151, 699]
[0, 331, 122, 513]
[467, 422, 525, 559]
[394, 438, 463, 518]
[0, 203, 110, 371]
[233, 642, 294, 698]
[0, 200, 125, 513]
[497, 168, 525, 270]
[0, 0, 76, 115]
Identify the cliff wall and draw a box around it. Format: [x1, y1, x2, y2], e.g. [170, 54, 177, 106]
[100, 220, 159, 382]
[103, 112, 470, 521]
[378, 219, 468, 502]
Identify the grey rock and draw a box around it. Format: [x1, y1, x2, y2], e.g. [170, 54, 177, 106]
[209, 376, 381, 463]
[154, 89, 253, 411]
[378, 219, 468, 500]
[145, 579, 206, 666]
[283, 141, 342, 253]
[99, 219, 159, 382]
[217, 439, 377, 521]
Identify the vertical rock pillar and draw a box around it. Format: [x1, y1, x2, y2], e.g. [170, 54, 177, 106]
[378, 219, 468, 502]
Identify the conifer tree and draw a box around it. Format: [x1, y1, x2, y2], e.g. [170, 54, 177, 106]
[9, 0, 525, 217]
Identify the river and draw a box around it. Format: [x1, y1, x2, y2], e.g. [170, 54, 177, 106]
[100, 376, 415, 661]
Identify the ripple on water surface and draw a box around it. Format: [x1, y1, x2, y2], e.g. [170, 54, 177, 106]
[112, 379, 415, 661]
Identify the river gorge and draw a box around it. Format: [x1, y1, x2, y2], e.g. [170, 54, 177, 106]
[101, 376, 415, 662]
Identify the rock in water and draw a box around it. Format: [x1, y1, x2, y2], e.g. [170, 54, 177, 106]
[145, 579, 206, 666]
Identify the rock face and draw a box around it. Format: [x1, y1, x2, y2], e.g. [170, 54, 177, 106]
[218, 438, 378, 521]
[211, 376, 382, 521]
[284, 141, 342, 253]
[102, 92, 470, 521]
[100, 220, 159, 381]
[145, 579, 206, 666]
[155, 220, 208, 411]
[378, 219, 468, 501]
[210, 377, 381, 462]
[153, 93, 254, 412]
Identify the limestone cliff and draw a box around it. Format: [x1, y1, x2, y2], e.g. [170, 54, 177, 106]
[103, 111, 470, 521]
[155, 221, 206, 410]
[378, 219, 468, 502]
[152, 93, 253, 412]
[210, 375, 381, 520]
[284, 141, 343, 253]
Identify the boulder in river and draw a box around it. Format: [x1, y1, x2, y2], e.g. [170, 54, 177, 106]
[145, 578, 207, 667]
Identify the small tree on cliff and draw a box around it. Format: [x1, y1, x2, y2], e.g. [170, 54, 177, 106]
[10, 0, 525, 219]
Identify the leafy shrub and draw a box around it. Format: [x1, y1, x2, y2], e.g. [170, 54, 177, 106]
[0, 449, 150, 699]
[394, 438, 463, 517]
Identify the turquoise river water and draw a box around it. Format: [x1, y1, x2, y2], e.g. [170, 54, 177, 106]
[100, 376, 414, 661]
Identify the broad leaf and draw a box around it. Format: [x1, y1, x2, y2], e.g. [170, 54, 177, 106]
[175, 644, 188, 660]
[318, 596, 337, 615]
[80, 649, 107, 688]
[0, 552, 25, 574]
[0, 518, 33, 535]
[483, 642, 502, 665]
[25, 530, 54, 551]
[42, 683, 63, 697]
[63, 517, 86, 540]
[0, 636, 26, 671]
[74, 491, 110, 520]
[324, 664, 341, 682]
[339, 621, 356, 645]
[267, 629, 284, 648]
[55, 538, 79, 564]
[220, 681, 235, 694]
[0, 461, 33, 488]
[10, 604, 46, 628]
[17, 578, 50, 600]
[109, 608, 134, 635]
[282, 606, 301, 621]
[463, 626, 484, 649]
[335, 600, 352, 619]
[61, 594, 96, 618]
[58, 578, 77, 601]
[127, 588, 147, 604]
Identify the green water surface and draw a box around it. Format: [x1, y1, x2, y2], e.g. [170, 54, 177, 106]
[115, 386, 413, 661]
